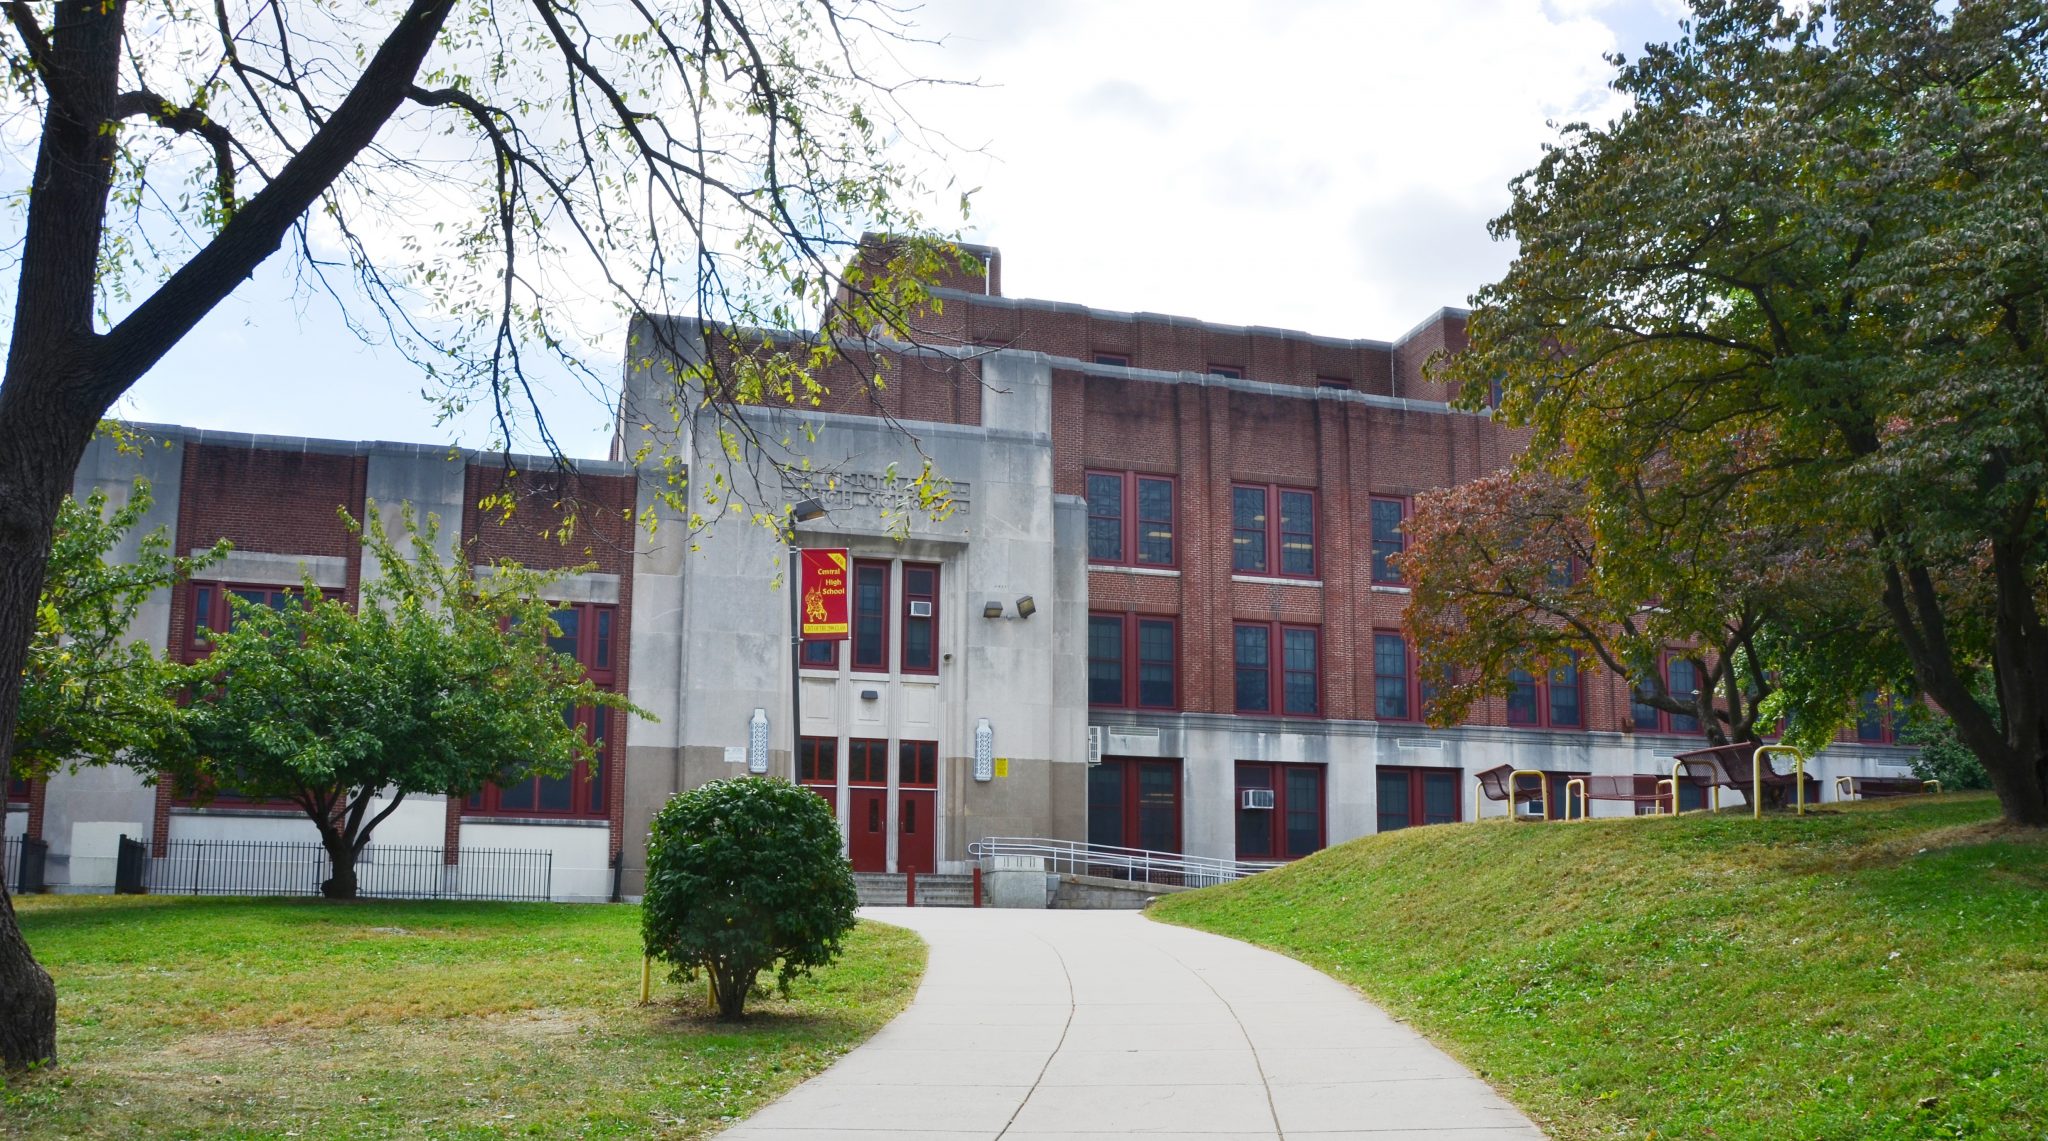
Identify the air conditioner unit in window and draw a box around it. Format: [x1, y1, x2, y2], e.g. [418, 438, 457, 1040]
[1086, 725, 1104, 765]
[908, 600, 933, 617]
[1240, 788, 1276, 810]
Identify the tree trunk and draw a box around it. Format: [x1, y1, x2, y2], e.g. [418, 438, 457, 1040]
[0, 386, 110, 1069]
[1881, 551, 2048, 827]
[321, 846, 361, 900]
[711, 960, 757, 1021]
[0, 881, 58, 1069]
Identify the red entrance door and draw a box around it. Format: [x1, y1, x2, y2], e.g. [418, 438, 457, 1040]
[897, 790, 935, 872]
[848, 787, 888, 871]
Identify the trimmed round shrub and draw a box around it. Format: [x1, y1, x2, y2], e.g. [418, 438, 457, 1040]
[642, 777, 858, 1019]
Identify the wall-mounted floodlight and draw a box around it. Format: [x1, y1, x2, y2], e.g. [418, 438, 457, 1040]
[747, 708, 770, 774]
[973, 718, 995, 782]
[1015, 595, 1037, 620]
[791, 498, 827, 524]
[982, 600, 1005, 619]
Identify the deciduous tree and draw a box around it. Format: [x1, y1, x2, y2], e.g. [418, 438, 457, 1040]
[0, 0, 960, 1067]
[152, 509, 642, 900]
[1437, 0, 2048, 825]
[13, 478, 220, 778]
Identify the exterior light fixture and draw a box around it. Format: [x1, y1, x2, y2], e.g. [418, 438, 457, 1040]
[1014, 595, 1037, 620]
[982, 600, 1005, 619]
[786, 500, 829, 777]
[747, 708, 770, 774]
[973, 718, 995, 783]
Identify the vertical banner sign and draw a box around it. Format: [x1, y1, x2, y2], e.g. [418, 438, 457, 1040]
[800, 548, 851, 640]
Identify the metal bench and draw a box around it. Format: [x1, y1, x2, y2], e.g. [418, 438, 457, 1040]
[1473, 764, 1551, 820]
[1835, 775, 1941, 800]
[1563, 774, 1676, 820]
[1671, 742, 1812, 817]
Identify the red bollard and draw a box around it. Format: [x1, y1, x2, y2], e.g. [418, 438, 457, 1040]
[905, 868, 916, 907]
[972, 866, 983, 908]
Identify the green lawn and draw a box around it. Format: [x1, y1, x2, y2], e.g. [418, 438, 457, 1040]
[1152, 793, 2047, 1140]
[2, 897, 923, 1139]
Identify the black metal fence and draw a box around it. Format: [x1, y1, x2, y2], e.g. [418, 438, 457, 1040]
[146, 839, 553, 902]
[4, 834, 49, 893]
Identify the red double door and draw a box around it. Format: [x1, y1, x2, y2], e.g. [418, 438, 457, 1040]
[844, 786, 935, 873]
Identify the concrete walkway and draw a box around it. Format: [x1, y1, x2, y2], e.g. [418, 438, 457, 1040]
[720, 908, 1545, 1140]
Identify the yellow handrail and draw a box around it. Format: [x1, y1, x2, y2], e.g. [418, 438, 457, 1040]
[1565, 778, 1585, 821]
[1754, 744, 1807, 818]
[1669, 760, 1722, 815]
[1923, 779, 1942, 795]
[1511, 768, 1550, 821]
[1656, 778, 1676, 815]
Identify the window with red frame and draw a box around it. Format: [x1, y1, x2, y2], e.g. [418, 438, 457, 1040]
[1374, 631, 1415, 721]
[469, 602, 619, 819]
[899, 740, 937, 787]
[1632, 654, 1701, 734]
[1370, 497, 1406, 584]
[1231, 484, 1316, 577]
[851, 561, 890, 672]
[1316, 376, 1351, 391]
[1506, 656, 1582, 729]
[1085, 471, 1176, 567]
[901, 563, 939, 674]
[1092, 352, 1130, 368]
[1376, 766, 1460, 831]
[1234, 622, 1319, 716]
[798, 736, 837, 784]
[1087, 613, 1177, 710]
[184, 582, 342, 659]
[848, 738, 889, 784]
[1208, 364, 1243, 379]
[5, 768, 28, 805]
[1855, 691, 1894, 743]
[1235, 762, 1325, 860]
[179, 582, 345, 809]
[469, 705, 609, 817]
[801, 629, 839, 669]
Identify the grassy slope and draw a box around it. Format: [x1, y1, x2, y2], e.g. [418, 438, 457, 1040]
[1153, 793, 2046, 1140]
[2, 897, 922, 1139]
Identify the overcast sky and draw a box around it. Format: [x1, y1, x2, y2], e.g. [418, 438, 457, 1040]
[109, 0, 1690, 459]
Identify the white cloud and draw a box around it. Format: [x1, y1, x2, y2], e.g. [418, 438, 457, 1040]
[900, 0, 1677, 339]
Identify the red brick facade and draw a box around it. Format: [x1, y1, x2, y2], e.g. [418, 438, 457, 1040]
[461, 463, 638, 861]
[820, 278, 1649, 737]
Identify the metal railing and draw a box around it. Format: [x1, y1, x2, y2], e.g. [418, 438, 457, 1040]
[4, 834, 48, 893]
[148, 839, 554, 902]
[968, 836, 1268, 888]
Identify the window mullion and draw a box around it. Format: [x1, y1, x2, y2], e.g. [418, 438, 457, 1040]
[1126, 480, 1140, 570]
[1268, 489, 1281, 576]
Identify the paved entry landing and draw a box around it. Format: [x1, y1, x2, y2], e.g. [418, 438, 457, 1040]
[721, 908, 1545, 1140]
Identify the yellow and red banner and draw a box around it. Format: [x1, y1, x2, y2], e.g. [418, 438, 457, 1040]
[800, 548, 850, 639]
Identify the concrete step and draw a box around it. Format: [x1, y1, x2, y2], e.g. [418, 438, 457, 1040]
[852, 872, 979, 907]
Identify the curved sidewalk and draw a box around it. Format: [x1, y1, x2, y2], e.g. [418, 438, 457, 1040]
[721, 907, 1545, 1140]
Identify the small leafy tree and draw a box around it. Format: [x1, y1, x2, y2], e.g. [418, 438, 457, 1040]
[13, 479, 222, 779]
[1435, 1, 2048, 823]
[642, 777, 858, 1021]
[153, 507, 641, 898]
